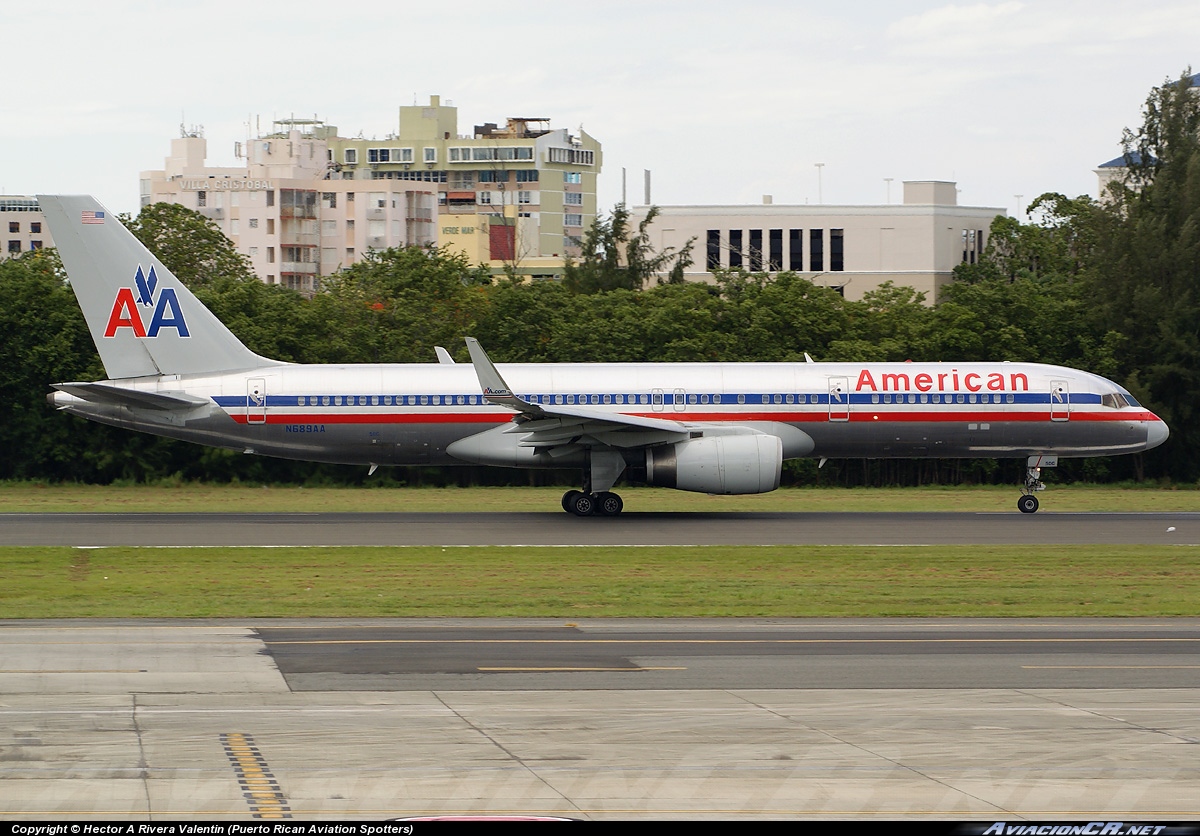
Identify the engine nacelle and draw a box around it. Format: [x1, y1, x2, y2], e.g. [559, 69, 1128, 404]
[644, 434, 782, 495]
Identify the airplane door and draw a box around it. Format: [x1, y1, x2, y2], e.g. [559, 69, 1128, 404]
[651, 388, 665, 412]
[828, 377, 849, 422]
[1050, 380, 1069, 422]
[247, 378, 266, 425]
[673, 388, 686, 412]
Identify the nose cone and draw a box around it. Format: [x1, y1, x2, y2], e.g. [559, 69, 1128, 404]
[1146, 418, 1169, 451]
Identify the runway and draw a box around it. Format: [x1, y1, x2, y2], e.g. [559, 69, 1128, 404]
[1, 618, 1198, 820]
[4, 510, 1199, 546]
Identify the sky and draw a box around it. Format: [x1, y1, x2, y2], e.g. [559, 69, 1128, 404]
[3, 0, 1198, 220]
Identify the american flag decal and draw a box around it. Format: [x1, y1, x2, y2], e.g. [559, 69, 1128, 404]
[81, 210, 105, 224]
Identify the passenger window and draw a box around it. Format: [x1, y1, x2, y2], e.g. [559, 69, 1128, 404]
[737, 394, 746, 404]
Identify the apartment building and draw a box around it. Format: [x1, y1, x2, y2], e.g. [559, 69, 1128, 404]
[1, 196, 52, 261]
[631, 181, 1004, 303]
[140, 122, 437, 293]
[140, 97, 602, 287]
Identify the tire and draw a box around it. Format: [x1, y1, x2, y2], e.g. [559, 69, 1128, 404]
[1017, 494, 1039, 514]
[596, 491, 623, 516]
[569, 492, 596, 516]
[562, 490, 582, 513]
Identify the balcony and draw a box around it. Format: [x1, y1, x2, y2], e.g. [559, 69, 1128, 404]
[281, 262, 317, 274]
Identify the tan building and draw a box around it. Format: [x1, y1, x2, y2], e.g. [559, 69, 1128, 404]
[631, 181, 1004, 303]
[326, 96, 601, 278]
[140, 97, 601, 288]
[2, 196, 52, 261]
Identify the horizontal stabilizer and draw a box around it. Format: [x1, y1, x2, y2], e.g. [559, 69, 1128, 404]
[53, 382, 210, 411]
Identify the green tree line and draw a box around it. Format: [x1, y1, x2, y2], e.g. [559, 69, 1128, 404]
[3, 72, 1197, 487]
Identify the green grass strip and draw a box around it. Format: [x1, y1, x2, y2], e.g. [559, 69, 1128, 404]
[2, 545, 1197, 618]
[3, 483, 1200, 513]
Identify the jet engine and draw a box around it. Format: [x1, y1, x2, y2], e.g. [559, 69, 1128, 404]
[642, 434, 782, 494]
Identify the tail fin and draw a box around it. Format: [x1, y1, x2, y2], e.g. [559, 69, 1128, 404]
[38, 195, 277, 379]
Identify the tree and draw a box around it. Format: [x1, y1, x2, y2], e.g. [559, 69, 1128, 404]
[1084, 70, 1200, 479]
[119, 202, 256, 286]
[563, 205, 695, 293]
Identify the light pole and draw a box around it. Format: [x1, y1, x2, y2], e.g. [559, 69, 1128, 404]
[815, 163, 825, 204]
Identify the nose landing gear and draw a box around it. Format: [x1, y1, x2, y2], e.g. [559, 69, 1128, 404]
[1018, 455, 1055, 514]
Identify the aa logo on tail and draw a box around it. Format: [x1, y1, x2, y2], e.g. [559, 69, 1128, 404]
[103, 266, 190, 338]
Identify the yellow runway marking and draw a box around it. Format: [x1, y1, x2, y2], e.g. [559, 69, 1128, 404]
[220, 732, 291, 820]
[268, 637, 1200, 645]
[477, 666, 688, 672]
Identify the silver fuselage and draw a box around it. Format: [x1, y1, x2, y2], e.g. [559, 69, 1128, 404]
[50, 360, 1168, 469]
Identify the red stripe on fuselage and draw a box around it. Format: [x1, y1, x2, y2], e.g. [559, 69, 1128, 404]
[225, 409, 1161, 425]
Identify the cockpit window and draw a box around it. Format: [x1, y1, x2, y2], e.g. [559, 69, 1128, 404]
[1102, 393, 1132, 409]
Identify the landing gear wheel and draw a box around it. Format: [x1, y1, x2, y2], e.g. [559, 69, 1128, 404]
[562, 490, 582, 513]
[1017, 494, 1039, 514]
[595, 491, 624, 516]
[568, 491, 596, 517]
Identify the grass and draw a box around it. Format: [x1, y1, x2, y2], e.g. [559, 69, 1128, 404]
[1, 544, 1197, 618]
[2, 482, 1200, 513]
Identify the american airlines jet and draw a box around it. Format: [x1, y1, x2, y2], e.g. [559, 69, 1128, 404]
[41, 195, 1168, 516]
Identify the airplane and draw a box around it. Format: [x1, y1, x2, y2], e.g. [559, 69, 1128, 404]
[40, 195, 1169, 516]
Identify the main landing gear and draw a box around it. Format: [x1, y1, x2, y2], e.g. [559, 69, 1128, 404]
[561, 489, 624, 517]
[1017, 455, 1055, 514]
[562, 449, 627, 516]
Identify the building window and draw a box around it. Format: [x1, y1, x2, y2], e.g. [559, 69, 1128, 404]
[249, 247, 258, 257]
[729, 229, 743, 268]
[322, 193, 337, 209]
[564, 214, 582, 227]
[8, 222, 18, 233]
[563, 172, 582, 184]
[197, 191, 206, 208]
[424, 147, 437, 164]
[368, 148, 390, 163]
[706, 230, 721, 271]
[789, 229, 802, 271]
[266, 190, 275, 207]
[515, 170, 539, 182]
[344, 149, 357, 165]
[267, 219, 275, 235]
[749, 229, 762, 272]
[564, 192, 582, 205]
[8, 240, 21, 252]
[30, 240, 41, 250]
[809, 229, 824, 272]
[267, 247, 275, 264]
[30, 222, 40, 233]
[249, 218, 259, 229]
[769, 229, 782, 272]
[398, 148, 413, 163]
[517, 191, 532, 204]
[830, 228, 844, 271]
[478, 191, 492, 205]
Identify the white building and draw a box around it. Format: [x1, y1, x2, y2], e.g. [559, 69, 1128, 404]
[2, 196, 52, 261]
[140, 122, 437, 293]
[632, 181, 1004, 303]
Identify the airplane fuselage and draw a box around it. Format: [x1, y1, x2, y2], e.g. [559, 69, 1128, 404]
[51, 360, 1165, 469]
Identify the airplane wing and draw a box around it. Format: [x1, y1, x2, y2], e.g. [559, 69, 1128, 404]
[463, 338, 691, 451]
[51, 382, 211, 412]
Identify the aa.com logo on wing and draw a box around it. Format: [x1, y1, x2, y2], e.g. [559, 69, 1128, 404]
[103, 265, 190, 338]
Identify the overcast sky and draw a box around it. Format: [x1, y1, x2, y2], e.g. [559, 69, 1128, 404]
[3, 0, 1196, 218]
